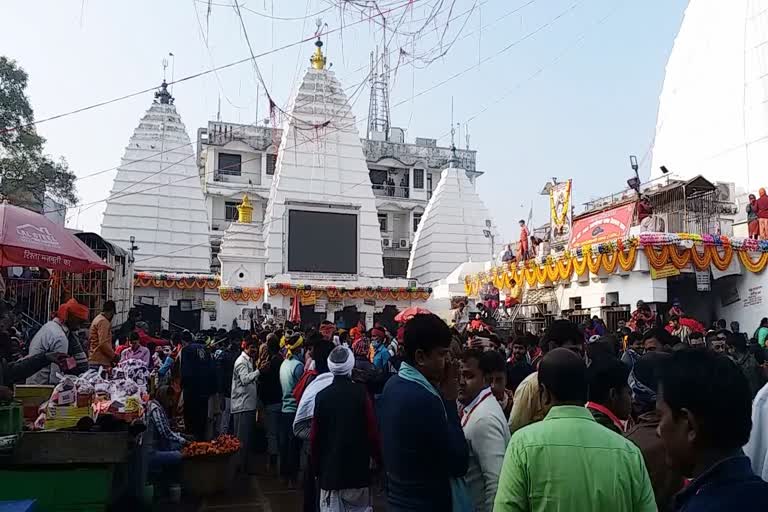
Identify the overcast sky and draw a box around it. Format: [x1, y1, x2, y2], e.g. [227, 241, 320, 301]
[0, 0, 688, 242]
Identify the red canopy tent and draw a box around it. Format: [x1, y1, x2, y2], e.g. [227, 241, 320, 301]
[395, 306, 432, 323]
[0, 201, 111, 272]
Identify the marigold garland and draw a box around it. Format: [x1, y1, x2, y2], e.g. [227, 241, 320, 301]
[572, 255, 588, 276]
[690, 246, 711, 270]
[464, 233, 768, 298]
[267, 284, 430, 302]
[134, 272, 220, 290]
[618, 246, 637, 271]
[668, 246, 692, 268]
[586, 253, 603, 275]
[738, 251, 768, 273]
[602, 252, 619, 274]
[710, 246, 733, 272]
[643, 246, 671, 270]
[220, 287, 265, 302]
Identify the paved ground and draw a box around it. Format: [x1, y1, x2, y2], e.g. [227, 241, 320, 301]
[158, 455, 387, 511]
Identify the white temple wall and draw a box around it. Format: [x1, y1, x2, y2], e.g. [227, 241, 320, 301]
[554, 271, 667, 312]
[716, 271, 768, 333]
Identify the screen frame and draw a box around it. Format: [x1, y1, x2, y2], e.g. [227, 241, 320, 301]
[284, 205, 360, 275]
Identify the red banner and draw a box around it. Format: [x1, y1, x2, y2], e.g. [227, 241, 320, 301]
[570, 203, 636, 248]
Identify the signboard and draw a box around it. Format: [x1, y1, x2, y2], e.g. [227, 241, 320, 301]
[202, 300, 217, 312]
[549, 180, 572, 246]
[744, 286, 763, 308]
[695, 270, 711, 292]
[650, 263, 681, 280]
[570, 202, 635, 248]
[315, 298, 328, 313]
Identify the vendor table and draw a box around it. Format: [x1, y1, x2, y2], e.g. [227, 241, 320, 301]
[0, 431, 136, 512]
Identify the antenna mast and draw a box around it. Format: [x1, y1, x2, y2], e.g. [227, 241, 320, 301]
[366, 20, 391, 140]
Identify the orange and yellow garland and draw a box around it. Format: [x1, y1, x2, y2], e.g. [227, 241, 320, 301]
[268, 284, 431, 301]
[219, 287, 265, 302]
[464, 246, 638, 297]
[134, 272, 220, 290]
[465, 241, 768, 298]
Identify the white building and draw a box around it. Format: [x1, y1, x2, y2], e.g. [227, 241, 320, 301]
[101, 82, 213, 331]
[651, 1, 768, 193]
[408, 162, 497, 285]
[197, 104, 480, 278]
[214, 40, 433, 330]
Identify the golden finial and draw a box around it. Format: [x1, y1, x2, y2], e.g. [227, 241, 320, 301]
[237, 194, 253, 224]
[310, 38, 326, 70]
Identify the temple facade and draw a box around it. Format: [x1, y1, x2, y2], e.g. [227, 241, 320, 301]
[108, 41, 439, 332]
[101, 83, 213, 331]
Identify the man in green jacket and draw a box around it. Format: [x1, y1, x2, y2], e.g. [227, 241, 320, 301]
[494, 348, 656, 512]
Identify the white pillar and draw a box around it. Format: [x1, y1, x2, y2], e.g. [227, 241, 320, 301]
[260, 152, 267, 184]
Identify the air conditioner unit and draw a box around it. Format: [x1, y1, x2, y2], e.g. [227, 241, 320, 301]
[399, 238, 410, 249]
[382, 238, 392, 248]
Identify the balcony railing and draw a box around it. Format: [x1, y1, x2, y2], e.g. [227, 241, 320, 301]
[372, 184, 411, 198]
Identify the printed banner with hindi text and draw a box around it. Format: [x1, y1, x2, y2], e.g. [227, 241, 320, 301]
[570, 202, 636, 248]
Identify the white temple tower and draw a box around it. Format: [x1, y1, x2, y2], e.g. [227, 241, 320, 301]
[650, 1, 768, 192]
[101, 82, 211, 273]
[263, 39, 384, 278]
[408, 158, 496, 285]
[218, 194, 266, 287]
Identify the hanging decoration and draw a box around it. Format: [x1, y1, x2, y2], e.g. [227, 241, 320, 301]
[134, 271, 220, 290]
[268, 283, 431, 301]
[549, 180, 572, 246]
[220, 287, 265, 302]
[463, 232, 768, 297]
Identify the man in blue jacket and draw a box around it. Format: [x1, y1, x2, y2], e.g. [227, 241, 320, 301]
[379, 313, 469, 511]
[657, 349, 768, 511]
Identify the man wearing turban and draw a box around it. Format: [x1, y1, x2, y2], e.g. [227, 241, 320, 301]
[26, 298, 90, 384]
[310, 346, 382, 511]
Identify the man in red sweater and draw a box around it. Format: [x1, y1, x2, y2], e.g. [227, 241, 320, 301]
[757, 188, 768, 239]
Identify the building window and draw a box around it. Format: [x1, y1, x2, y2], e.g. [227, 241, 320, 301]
[413, 213, 422, 232]
[225, 201, 239, 221]
[218, 152, 242, 175]
[266, 153, 277, 175]
[378, 213, 388, 232]
[413, 168, 424, 189]
[383, 257, 408, 278]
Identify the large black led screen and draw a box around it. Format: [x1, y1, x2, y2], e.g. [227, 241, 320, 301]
[287, 210, 358, 274]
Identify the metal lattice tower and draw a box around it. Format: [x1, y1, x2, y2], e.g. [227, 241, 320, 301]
[367, 44, 391, 140]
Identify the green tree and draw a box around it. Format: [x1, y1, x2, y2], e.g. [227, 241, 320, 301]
[0, 56, 76, 210]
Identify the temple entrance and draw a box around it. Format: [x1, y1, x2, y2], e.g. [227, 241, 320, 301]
[299, 305, 326, 331]
[135, 304, 161, 335]
[170, 301, 201, 333]
[374, 305, 399, 334]
[334, 306, 365, 330]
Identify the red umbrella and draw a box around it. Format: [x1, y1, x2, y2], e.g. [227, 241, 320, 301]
[395, 306, 432, 323]
[289, 297, 301, 324]
[0, 201, 111, 273]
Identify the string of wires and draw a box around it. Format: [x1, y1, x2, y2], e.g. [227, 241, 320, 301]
[0, 0, 418, 136]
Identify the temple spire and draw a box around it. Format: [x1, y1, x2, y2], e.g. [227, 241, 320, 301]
[310, 19, 326, 70]
[310, 39, 326, 70]
[154, 80, 174, 105]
